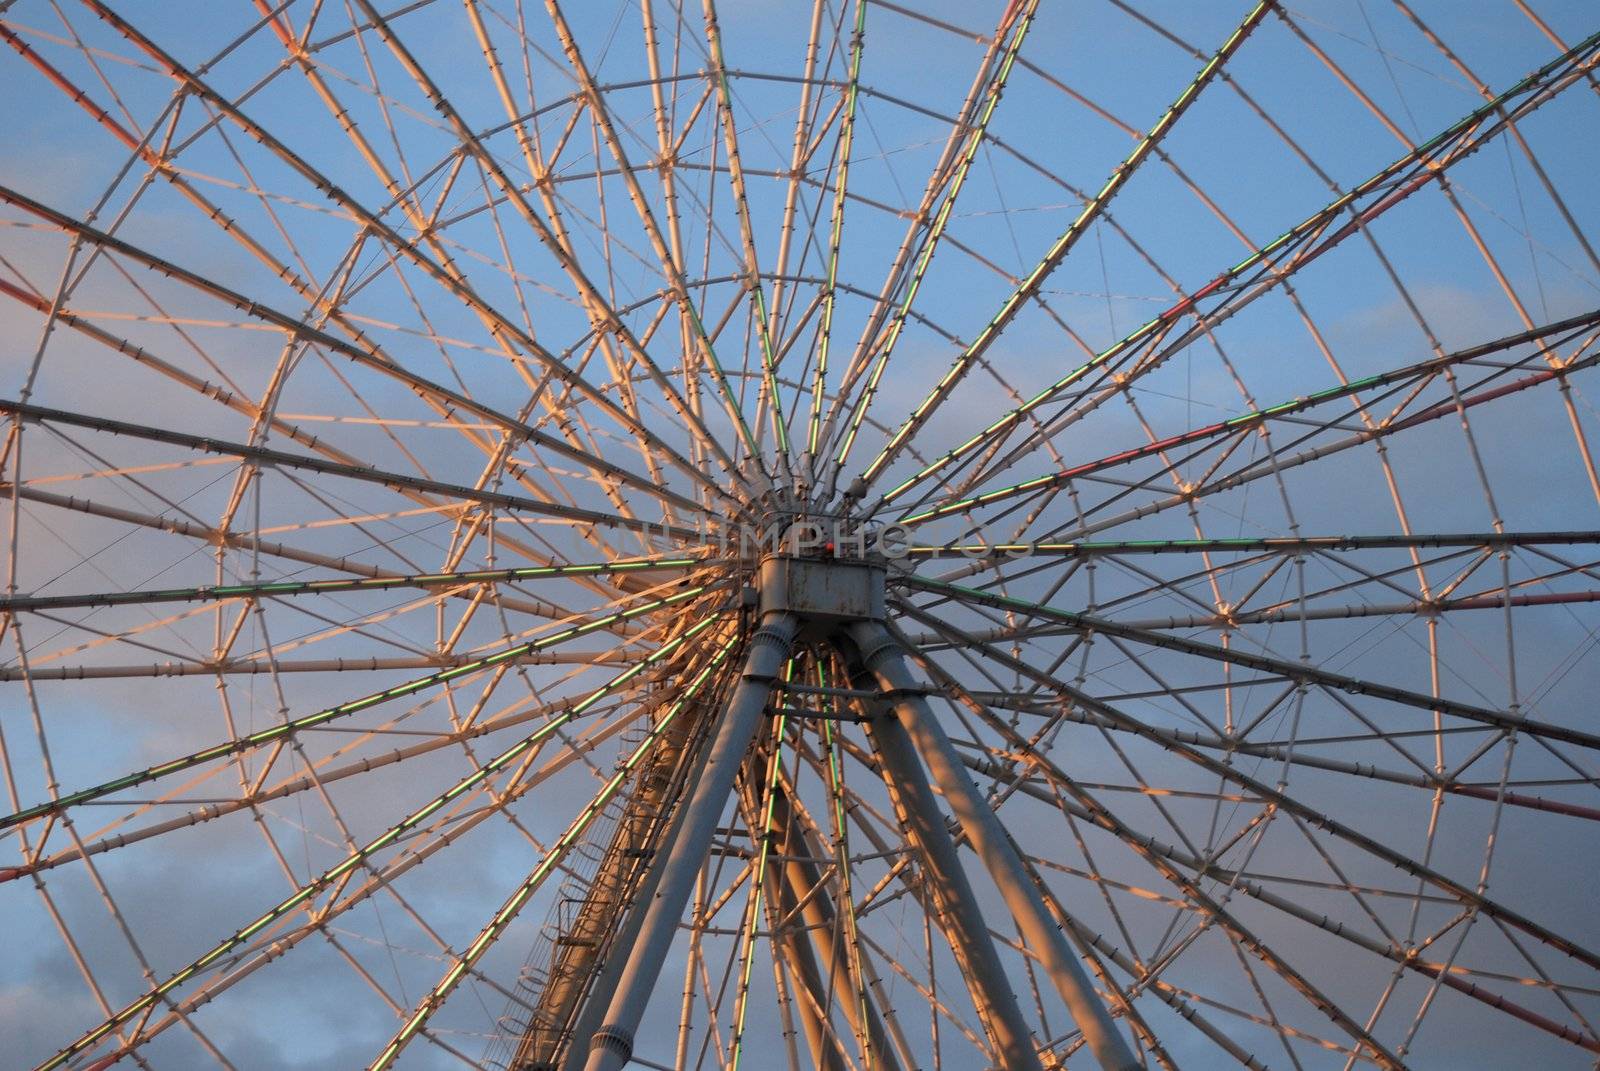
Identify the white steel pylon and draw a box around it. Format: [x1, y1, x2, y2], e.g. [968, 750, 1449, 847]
[576, 552, 1138, 1071]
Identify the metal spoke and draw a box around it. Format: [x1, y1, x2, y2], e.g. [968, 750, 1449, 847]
[870, 30, 1600, 511]
[2, 583, 724, 831]
[5, 4, 1597, 1068]
[855, 1, 1274, 498]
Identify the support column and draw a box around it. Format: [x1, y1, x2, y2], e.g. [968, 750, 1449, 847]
[861, 697, 1046, 1071]
[848, 621, 1140, 1071]
[557, 692, 721, 1071]
[582, 613, 798, 1071]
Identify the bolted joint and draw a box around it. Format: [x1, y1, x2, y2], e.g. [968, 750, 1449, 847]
[742, 614, 800, 683]
[589, 1024, 633, 1059]
[748, 620, 796, 655]
[844, 620, 903, 682]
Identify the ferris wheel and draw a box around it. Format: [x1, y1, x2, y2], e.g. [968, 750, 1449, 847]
[2, 0, 1599, 1068]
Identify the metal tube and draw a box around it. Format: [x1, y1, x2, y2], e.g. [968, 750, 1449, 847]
[848, 620, 1140, 1071]
[558, 735, 712, 1071]
[582, 613, 798, 1071]
[773, 876, 849, 1071]
[738, 772, 849, 1071]
[858, 684, 1045, 1071]
[768, 780, 903, 1071]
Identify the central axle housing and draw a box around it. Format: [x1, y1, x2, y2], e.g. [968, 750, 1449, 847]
[756, 554, 885, 638]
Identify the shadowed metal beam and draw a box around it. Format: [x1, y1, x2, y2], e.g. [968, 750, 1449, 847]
[0, 556, 712, 613]
[582, 613, 798, 1071]
[857, 685, 1045, 1071]
[0, 398, 705, 541]
[898, 575, 1600, 752]
[848, 620, 1139, 1071]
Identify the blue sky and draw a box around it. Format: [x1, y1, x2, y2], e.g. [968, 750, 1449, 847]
[2, 1, 1599, 1068]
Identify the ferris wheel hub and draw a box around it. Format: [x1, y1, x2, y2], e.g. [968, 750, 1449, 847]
[756, 553, 886, 628]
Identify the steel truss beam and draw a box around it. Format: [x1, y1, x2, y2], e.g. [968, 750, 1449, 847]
[903, 530, 1600, 560]
[1, 585, 724, 832]
[0, 556, 709, 614]
[734, 767, 851, 1071]
[768, 773, 912, 1071]
[896, 606, 1600, 976]
[0, 399, 703, 541]
[899, 576, 1600, 752]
